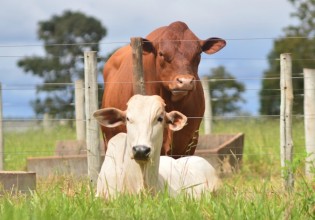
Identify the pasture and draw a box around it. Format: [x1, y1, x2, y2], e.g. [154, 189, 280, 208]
[0, 118, 314, 219]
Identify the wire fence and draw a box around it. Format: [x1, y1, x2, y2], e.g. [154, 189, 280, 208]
[0, 39, 314, 182]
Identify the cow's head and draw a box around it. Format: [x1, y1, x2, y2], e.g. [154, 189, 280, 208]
[93, 95, 187, 162]
[142, 22, 226, 102]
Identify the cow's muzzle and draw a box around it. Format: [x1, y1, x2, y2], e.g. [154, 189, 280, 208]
[175, 76, 195, 91]
[132, 145, 151, 161]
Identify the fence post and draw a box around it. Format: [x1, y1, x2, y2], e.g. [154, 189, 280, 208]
[43, 113, 53, 133]
[0, 83, 3, 170]
[84, 51, 100, 184]
[201, 77, 212, 134]
[280, 53, 294, 191]
[131, 37, 146, 95]
[303, 68, 315, 178]
[75, 80, 86, 141]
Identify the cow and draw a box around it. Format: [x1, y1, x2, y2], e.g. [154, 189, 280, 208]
[93, 95, 220, 199]
[101, 21, 226, 158]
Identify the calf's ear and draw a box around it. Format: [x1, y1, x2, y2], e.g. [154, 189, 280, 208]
[166, 111, 187, 131]
[201, 37, 226, 54]
[93, 108, 126, 128]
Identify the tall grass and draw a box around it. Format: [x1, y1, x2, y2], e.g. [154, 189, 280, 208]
[0, 119, 314, 219]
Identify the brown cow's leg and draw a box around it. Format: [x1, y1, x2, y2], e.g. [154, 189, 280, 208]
[161, 128, 173, 156]
[101, 125, 126, 153]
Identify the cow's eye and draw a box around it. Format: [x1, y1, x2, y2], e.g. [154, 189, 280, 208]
[157, 116, 163, 123]
[126, 117, 130, 122]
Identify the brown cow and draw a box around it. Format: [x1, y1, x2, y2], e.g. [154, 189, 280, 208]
[101, 21, 226, 158]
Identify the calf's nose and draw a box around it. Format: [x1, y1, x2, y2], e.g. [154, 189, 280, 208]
[132, 145, 151, 161]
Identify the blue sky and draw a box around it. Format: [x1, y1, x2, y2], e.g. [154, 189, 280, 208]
[0, 0, 295, 118]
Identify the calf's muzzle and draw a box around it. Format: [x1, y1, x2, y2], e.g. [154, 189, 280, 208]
[132, 145, 151, 161]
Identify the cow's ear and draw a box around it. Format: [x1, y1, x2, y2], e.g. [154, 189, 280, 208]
[142, 38, 155, 54]
[93, 108, 126, 128]
[201, 38, 226, 55]
[165, 111, 187, 131]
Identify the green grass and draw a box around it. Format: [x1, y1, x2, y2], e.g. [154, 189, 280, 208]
[4, 125, 76, 170]
[0, 175, 313, 219]
[0, 119, 314, 219]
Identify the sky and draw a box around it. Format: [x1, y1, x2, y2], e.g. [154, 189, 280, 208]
[0, 0, 295, 118]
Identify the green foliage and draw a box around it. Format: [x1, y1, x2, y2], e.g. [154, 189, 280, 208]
[17, 11, 107, 118]
[206, 66, 245, 115]
[260, 0, 315, 115]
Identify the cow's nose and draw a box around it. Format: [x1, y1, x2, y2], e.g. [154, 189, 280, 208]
[132, 145, 151, 161]
[176, 76, 195, 90]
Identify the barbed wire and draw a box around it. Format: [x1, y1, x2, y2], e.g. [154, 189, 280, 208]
[0, 114, 312, 123]
[0, 36, 313, 48]
[0, 151, 309, 157]
[2, 54, 315, 62]
[0, 75, 308, 89]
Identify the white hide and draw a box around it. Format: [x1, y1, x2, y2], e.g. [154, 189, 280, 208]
[94, 95, 220, 199]
[158, 156, 220, 197]
[96, 132, 161, 198]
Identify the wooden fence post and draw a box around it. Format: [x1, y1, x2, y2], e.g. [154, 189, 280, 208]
[0, 83, 3, 170]
[84, 51, 100, 184]
[201, 77, 212, 134]
[280, 53, 294, 191]
[131, 37, 146, 95]
[303, 68, 315, 178]
[43, 113, 53, 133]
[75, 80, 86, 141]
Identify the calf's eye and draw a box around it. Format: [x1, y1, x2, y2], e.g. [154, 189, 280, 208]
[157, 116, 163, 123]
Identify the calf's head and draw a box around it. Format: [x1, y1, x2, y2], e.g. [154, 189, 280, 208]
[93, 95, 187, 162]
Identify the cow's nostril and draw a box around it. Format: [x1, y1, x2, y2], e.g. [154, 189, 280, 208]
[132, 145, 151, 161]
[177, 78, 183, 84]
[176, 77, 195, 87]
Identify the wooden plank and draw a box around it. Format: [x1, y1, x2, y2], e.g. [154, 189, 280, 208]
[0, 171, 36, 194]
[201, 76, 212, 134]
[75, 79, 86, 141]
[0, 83, 3, 170]
[303, 68, 315, 178]
[84, 51, 101, 184]
[131, 37, 146, 95]
[280, 53, 294, 191]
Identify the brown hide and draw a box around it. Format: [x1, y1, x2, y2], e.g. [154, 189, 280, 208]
[101, 21, 226, 158]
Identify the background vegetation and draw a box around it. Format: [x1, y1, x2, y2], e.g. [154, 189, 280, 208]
[260, 0, 315, 115]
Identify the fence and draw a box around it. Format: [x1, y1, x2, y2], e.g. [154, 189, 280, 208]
[0, 38, 315, 189]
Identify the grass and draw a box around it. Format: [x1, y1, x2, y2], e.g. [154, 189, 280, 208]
[0, 119, 314, 219]
[4, 125, 76, 170]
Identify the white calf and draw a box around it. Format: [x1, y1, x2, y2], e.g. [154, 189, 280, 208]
[93, 95, 186, 198]
[93, 95, 219, 199]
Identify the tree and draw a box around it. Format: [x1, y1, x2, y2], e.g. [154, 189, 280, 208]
[206, 66, 245, 115]
[260, 0, 315, 115]
[18, 11, 107, 119]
